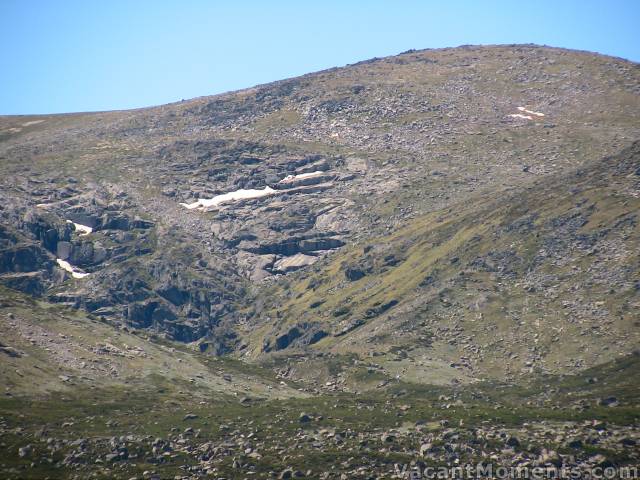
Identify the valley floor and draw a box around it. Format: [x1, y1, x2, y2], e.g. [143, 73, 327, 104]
[1, 375, 639, 479]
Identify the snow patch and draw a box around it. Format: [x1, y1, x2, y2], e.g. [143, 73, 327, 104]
[181, 170, 334, 211]
[517, 106, 545, 117]
[181, 186, 278, 211]
[508, 113, 533, 120]
[278, 170, 325, 184]
[508, 107, 545, 121]
[56, 259, 89, 279]
[66, 220, 93, 236]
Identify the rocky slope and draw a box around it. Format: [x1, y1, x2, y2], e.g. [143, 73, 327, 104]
[1, 43, 640, 480]
[1, 43, 639, 369]
[246, 142, 640, 388]
[0, 285, 302, 399]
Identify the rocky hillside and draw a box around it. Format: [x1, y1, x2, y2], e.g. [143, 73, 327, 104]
[246, 142, 640, 388]
[1, 43, 639, 364]
[1, 43, 640, 480]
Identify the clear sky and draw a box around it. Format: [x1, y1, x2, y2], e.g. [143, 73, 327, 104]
[1, 0, 639, 115]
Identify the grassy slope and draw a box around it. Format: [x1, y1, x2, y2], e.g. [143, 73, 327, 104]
[0, 286, 303, 400]
[246, 143, 640, 384]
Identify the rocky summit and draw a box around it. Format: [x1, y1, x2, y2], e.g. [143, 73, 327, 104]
[0, 45, 639, 479]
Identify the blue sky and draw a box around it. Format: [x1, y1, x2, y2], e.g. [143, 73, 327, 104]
[1, 0, 639, 115]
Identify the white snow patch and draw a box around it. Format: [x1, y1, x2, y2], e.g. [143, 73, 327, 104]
[508, 107, 545, 120]
[278, 170, 325, 184]
[517, 106, 545, 117]
[181, 170, 334, 211]
[181, 186, 278, 210]
[508, 113, 533, 120]
[56, 259, 90, 279]
[66, 220, 93, 236]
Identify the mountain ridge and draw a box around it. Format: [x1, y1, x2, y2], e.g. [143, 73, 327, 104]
[4, 42, 637, 117]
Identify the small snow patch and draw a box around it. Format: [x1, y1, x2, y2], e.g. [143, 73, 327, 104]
[66, 220, 92, 236]
[517, 106, 545, 117]
[508, 106, 545, 121]
[181, 186, 278, 211]
[278, 170, 325, 184]
[508, 113, 533, 120]
[56, 259, 89, 279]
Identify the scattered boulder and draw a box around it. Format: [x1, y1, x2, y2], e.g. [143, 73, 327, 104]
[279, 469, 293, 480]
[18, 445, 32, 458]
[506, 435, 520, 447]
[597, 396, 619, 407]
[299, 413, 312, 423]
[381, 432, 396, 443]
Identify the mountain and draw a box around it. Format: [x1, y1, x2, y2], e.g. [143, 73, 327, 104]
[1, 45, 639, 479]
